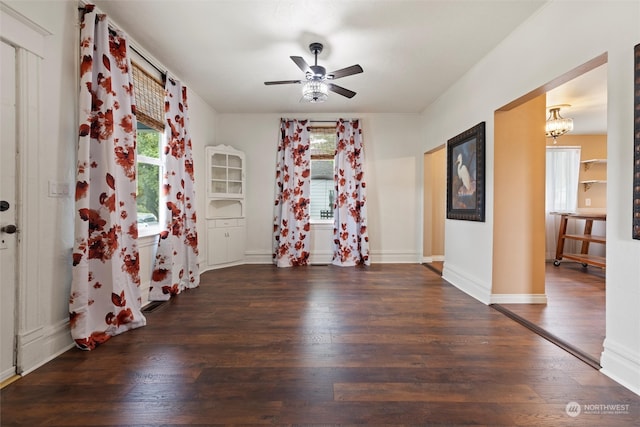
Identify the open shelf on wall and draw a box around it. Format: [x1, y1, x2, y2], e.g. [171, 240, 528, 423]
[580, 180, 606, 191]
[581, 158, 607, 171]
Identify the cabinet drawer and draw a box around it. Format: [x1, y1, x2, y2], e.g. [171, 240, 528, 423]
[214, 219, 238, 227]
[213, 218, 246, 228]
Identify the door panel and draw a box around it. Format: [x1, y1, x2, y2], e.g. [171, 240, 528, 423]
[227, 226, 245, 263]
[0, 41, 17, 382]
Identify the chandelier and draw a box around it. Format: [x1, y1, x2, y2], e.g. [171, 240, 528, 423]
[302, 80, 328, 103]
[545, 105, 573, 143]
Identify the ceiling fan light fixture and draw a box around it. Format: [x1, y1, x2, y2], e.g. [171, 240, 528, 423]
[264, 42, 362, 102]
[545, 105, 573, 142]
[302, 80, 329, 103]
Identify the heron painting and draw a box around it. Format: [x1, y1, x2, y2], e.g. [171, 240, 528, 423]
[447, 122, 485, 222]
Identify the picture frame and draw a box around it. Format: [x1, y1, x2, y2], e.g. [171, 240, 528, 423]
[447, 122, 485, 222]
[633, 43, 640, 239]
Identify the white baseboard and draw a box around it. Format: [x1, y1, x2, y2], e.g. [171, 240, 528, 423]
[442, 264, 492, 305]
[243, 251, 273, 265]
[242, 250, 420, 265]
[1, 366, 16, 383]
[490, 294, 548, 304]
[600, 338, 640, 396]
[200, 259, 246, 272]
[17, 318, 73, 376]
[370, 250, 419, 264]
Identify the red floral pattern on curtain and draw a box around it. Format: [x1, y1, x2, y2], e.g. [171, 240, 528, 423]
[149, 79, 199, 300]
[273, 119, 311, 267]
[333, 119, 370, 266]
[70, 5, 146, 350]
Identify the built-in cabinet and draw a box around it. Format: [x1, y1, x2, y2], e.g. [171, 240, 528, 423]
[207, 218, 246, 266]
[205, 145, 245, 269]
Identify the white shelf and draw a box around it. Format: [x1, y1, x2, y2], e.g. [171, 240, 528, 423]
[581, 159, 607, 171]
[580, 180, 606, 191]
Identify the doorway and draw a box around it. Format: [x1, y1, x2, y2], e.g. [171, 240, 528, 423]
[423, 146, 446, 273]
[493, 56, 608, 366]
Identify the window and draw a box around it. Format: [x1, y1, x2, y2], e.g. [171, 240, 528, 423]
[136, 124, 161, 228]
[310, 126, 336, 221]
[546, 146, 581, 213]
[132, 61, 164, 232]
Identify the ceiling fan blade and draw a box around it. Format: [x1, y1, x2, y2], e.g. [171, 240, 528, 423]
[290, 56, 311, 73]
[328, 83, 356, 99]
[264, 80, 302, 85]
[328, 64, 363, 80]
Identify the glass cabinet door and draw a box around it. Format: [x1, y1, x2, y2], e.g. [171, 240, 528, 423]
[210, 153, 228, 194]
[207, 148, 244, 197]
[227, 154, 243, 195]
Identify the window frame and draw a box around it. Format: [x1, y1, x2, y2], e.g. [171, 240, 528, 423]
[309, 126, 336, 223]
[135, 125, 164, 237]
[132, 59, 166, 237]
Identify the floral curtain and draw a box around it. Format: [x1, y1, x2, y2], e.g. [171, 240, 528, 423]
[149, 79, 200, 300]
[332, 119, 370, 266]
[70, 5, 146, 350]
[273, 119, 311, 267]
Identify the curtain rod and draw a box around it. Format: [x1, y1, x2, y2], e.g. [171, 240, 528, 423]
[130, 46, 166, 79]
[78, 4, 167, 80]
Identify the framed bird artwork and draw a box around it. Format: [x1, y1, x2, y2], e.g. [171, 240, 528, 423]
[446, 122, 485, 221]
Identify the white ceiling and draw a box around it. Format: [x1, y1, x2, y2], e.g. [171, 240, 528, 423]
[93, 0, 549, 114]
[92, 0, 606, 134]
[546, 64, 607, 135]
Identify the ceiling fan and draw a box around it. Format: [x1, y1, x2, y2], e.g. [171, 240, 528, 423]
[264, 42, 363, 103]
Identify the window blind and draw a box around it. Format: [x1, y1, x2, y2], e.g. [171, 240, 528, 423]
[132, 61, 164, 131]
[310, 126, 335, 159]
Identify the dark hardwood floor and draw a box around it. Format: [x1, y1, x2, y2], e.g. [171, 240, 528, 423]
[499, 262, 605, 365]
[2, 264, 637, 426]
[426, 260, 605, 366]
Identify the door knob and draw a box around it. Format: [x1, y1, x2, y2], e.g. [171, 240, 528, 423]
[1, 225, 17, 234]
[0, 201, 9, 212]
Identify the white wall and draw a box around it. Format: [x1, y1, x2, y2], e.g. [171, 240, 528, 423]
[1, 0, 217, 374]
[214, 113, 422, 264]
[420, 0, 640, 394]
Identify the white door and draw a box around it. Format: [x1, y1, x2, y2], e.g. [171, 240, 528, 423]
[0, 40, 18, 382]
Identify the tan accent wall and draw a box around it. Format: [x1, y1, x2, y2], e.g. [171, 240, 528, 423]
[423, 153, 433, 257]
[431, 148, 446, 256]
[547, 134, 607, 210]
[423, 147, 446, 259]
[493, 95, 547, 295]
